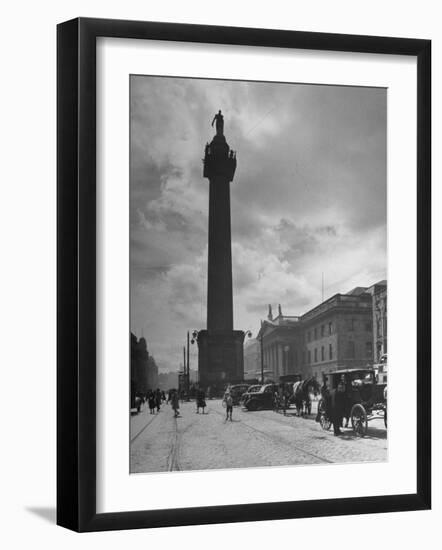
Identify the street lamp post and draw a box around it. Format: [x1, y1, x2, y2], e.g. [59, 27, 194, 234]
[186, 330, 190, 400]
[182, 345, 186, 397]
[191, 330, 200, 386]
[259, 320, 264, 384]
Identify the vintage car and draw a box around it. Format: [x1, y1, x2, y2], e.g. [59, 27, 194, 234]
[242, 384, 278, 411]
[317, 368, 387, 435]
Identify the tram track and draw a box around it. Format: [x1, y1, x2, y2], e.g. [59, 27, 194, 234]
[239, 406, 387, 451]
[167, 416, 181, 471]
[130, 411, 160, 444]
[208, 405, 333, 464]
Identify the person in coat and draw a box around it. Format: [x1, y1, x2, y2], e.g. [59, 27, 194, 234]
[171, 390, 180, 417]
[155, 388, 162, 412]
[148, 391, 156, 414]
[328, 381, 347, 435]
[223, 391, 233, 421]
[196, 389, 206, 414]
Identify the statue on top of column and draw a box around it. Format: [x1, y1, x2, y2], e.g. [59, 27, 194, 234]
[211, 110, 224, 136]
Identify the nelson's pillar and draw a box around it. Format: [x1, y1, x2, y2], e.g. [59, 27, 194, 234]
[197, 111, 245, 390]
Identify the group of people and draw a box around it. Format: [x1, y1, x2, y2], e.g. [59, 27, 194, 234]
[169, 387, 234, 421]
[146, 389, 166, 414]
[318, 377, 350, 436]
[143, 388, 184, 418]
[272, 385, 292, 416]
[141, 385, 236, 422]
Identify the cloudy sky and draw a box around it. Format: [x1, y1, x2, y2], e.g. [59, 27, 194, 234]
[130, 76, 386, 373]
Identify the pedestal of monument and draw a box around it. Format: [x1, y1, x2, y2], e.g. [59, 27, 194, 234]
[197, 330, 245, 389]
[197, 117, 245, 391]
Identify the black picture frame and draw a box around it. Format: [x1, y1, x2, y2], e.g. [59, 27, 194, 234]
[57, 17, 431, 532]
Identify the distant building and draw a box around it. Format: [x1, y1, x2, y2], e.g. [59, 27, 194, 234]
[130, 333, 159, 400]
[256, 304, 303, 381]
[158, 371, 179, 390]
[147, 355, 159, 390]
[257, 281, 387, 381]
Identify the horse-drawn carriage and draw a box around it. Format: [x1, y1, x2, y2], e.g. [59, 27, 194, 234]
[317, 368, 387, 436]
[271, 377, 320, 416]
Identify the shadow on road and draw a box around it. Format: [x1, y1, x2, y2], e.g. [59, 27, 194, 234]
[337, 428, 387, 441]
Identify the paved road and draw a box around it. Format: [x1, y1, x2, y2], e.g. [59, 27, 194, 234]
[130, 399, 387, 473]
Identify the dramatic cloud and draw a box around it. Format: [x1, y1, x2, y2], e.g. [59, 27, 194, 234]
[130, 76, 386, 372]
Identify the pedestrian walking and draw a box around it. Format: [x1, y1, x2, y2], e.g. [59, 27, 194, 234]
[224, 391, 233, 421]
[155, 388, 162, 412]
[328, 381, 347, 435]
[148, 391, 156, 414]
[282, 385, 291, 416]
[171, 390, 180, 418]
[196, 389, 206, 414]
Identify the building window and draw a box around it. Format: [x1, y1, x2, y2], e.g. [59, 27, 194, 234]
[346, 341, 355, 358]
[307, 331, 311, 342]
[308, 350, 311, 364]
[328, 322, 332, 335]
[314, 348, 318, 362]
[321, 346, 325, 361]
[314, 327, 317, 340]
[321, 325, 325, 337]
[348, 318, 355, 331]
[294, 350, 298, 367]
[365, 321, 372, 332]
[365, 341, 373, 358]
[329, 343, 333, 360]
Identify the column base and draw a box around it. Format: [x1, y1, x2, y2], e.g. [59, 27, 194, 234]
[197, 330, 245, 394]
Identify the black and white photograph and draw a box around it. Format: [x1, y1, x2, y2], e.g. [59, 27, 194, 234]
[129, 75, 388, 474]
[0, 0, 435, 543]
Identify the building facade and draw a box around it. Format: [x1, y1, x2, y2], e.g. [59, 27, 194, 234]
[256, 305, 303, 381]
[300, 289, 374, 378]
[130, 333, 159, 400]
[367, 280, 387, 363]
[256, 281, 387, 382]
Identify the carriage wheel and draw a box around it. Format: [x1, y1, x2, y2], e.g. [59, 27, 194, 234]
[384, 408, 387, 428]
[319, 414, 331, 431]
[351, 404, 368, 436]
[317, 399, 331, 430]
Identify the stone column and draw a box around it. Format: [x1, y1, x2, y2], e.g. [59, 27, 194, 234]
[197, 116, 244, 390]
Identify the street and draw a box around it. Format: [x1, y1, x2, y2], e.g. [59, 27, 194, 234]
[130, 399, 387, 473]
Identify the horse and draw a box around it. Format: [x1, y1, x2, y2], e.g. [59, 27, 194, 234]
[292, 377, 321, 417]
